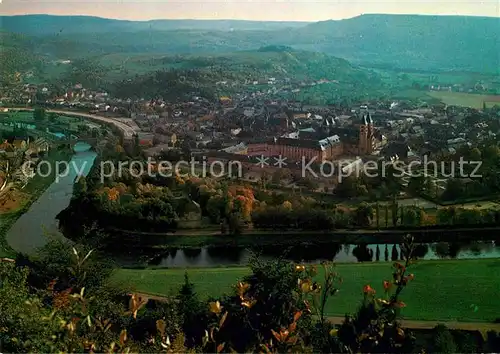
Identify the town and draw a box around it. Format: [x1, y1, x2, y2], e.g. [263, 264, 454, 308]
[2, 80, 499, 199]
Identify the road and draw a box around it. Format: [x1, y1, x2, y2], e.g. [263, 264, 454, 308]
[6, 108, 138, 139]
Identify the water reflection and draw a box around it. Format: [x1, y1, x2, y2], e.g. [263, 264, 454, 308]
[207, 246, 244, 263]
[147, 241, 499, 268]
[252, 243, 342, 262]
[184, 248, 202, 258]
[352, 244, 373, 262]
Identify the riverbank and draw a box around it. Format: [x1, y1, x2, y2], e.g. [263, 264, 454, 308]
[112, 258, 500, 323]
[0, 148, 73, 257]
[106, 226, 500, 249]
[4, 144, 96, 254]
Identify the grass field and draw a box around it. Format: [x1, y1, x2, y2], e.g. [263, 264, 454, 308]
[428, 91, 500, 109]
[113, 259, 500, 322]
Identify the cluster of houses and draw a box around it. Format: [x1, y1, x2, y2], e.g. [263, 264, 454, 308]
[3, 81, 498, 177]
[0, 137, 51, 187]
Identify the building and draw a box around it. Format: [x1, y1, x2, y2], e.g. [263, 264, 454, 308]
[25, 138, 50, 156]
[246, 112, 382, 162]
[12, 139, 27, 150]
[221, 142, 248, 155]
[137, 132, 155, 147]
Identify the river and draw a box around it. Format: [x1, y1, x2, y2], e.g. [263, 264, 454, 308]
[6, 142, 97, 254]
[5, 142, 500, 265]
[137, 241, 500, 268]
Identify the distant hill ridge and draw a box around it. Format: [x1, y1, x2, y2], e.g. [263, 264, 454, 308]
[0, 14, 310, 34]
[1, 13, 499, 72]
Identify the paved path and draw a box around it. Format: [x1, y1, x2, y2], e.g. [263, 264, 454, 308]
[326, 316, 500, 331]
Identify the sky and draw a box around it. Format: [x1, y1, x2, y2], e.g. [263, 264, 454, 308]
[2, 0, 499, 21]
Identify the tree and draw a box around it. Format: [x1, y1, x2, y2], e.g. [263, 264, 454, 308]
[375, 245, 380, 261]
[335, 176, 367, 198]
[442, 179, 465, 201]
[353, 244, 373, 262]
[23, 239, 114, 292]
[33, 107, 46, 121]
[431, 325, 457, 353]
[73, 176, 88, 197]
[391, 202, 399, 226]
[469, 147, 482, 161]
[227, 212, 244, 236]
[282, 200, 293, 210]
[296, 177, 316, 190]
[384, 244, 389, 261]
[407, 175, 430, 195]
[48, 112, 58, 123]
[260, 171, 271, 189]
[176, 272, 207, 347]
[354, 203, 373, 227]
[206, 195, 225, 223]
[384, 204, 389, 227]
[271, 169, 290, 185]
[218, 258, 312, 352]
[482, 145, 500, 162]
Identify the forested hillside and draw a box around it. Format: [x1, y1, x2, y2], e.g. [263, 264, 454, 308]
[0, 32, 46, 84]
[2, 14, 498, 73]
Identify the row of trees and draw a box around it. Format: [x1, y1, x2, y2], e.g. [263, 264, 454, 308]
[436, 207, 500, 226]
[64, 174, 500, 242]
[33, 107, 59, 122]
[252, 207, 343, 231]
[60, 179, 185, 238]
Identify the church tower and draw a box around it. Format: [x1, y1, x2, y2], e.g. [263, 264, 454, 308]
[366, 112, 374, 154]
[359, 113, 368, 155]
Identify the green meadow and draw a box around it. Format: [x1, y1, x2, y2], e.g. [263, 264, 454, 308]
[113, 258, 500, 322]
[428, 91, 500, 109]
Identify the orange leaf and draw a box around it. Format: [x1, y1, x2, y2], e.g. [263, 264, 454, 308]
[293, 311, 302, 322]
[241, 299, 256, 309]
[209, 301, 222, 314]
[119, 329, 127, 346]
[363, 284, 375, 294]
[219, 311, 228, 328]
[280, 330, 289, 342]
[397, 328, 405, 337]
[295, 264, 306, 272]
[216, 342, 225, 353]
[156, 319, 166, 336]
[271, 329, 280, 342]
